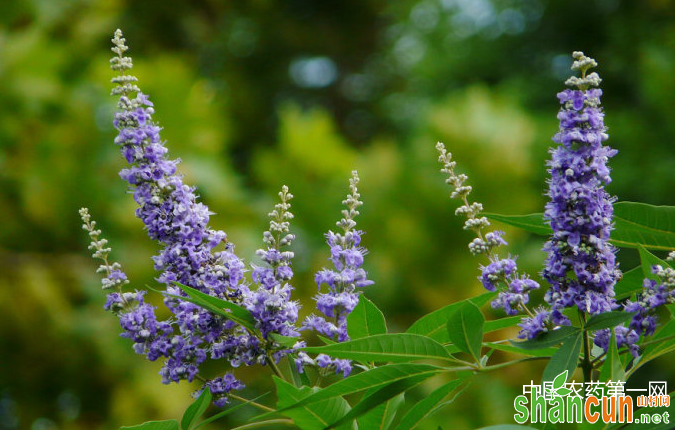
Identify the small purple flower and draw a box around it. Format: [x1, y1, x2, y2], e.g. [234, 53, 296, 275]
[206, 374, 245, 407]
[593, 326, 640, 358]
[518, 308, 551, 340]
[479, 258, 517, 292]
[316, 354, 333, 368]
[314, 354, 352, 378]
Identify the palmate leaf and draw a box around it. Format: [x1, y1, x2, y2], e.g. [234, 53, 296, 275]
[356, 391, 404, 430]
[273, 377, 353, 430]
[193, 393, 270, 429]
[510, 326, 579, 350]
[270, 363, 444, 415]
[324, 376, 427, 430]
[615, 266, 645, 299]
[301, 333, 455, 364]
[584, 311, 635, 332]
[484, 342, 556, 358]
[541, 334, 582, 383]
[120, 421, 179, 430]
[443, 317, 521, 355]
[392, 379, 463, 430]
[445, 302, 484, 363]
[599, 329, 625, 382]
[613, 203, 675, 251]
[347, 296, 387, 339]
[483, 316, 522, 333]
[406, 292, 494, 343]
[486, 202, 675, 250]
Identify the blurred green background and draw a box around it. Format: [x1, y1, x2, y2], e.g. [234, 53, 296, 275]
[2, 0, 675, 428]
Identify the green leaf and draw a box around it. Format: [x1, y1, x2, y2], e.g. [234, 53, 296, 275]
[274, 377, 352, 430]
[272, 363, 443, 414]
[584, 311, 635, 332]
[302, 333, 455, 364]
[325, 376, 427, 430]
[638, 244, 672, 279]
[269, 333, 300, 348]
[484, 316, 522, 333]
[193, 393, 270, 429]
[630, 319, 675, 374]
[347, 296, 387, 339]
[357, 391, 404, 430]
[487, 203, 675, 250]
[317, 335, 336, 345]
[509, 326, 579, 350]
[483, 213, 551, 235]
[288, 357, 311, 387]
[598, 329, 625, 383]
[181, 388, 211, 430]
[615, 266, 645, 299]
[161, 282, 256, 330]
[541, 333, 582, 383]
[121, 421, 180, 430]
[484, 342, 556, 358]
[612, 202, 675, 251]
[393, 379, 462, 430]
[446, 302, 484, 362]
[406, 292, 494, 343]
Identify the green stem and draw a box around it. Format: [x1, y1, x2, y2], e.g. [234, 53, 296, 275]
[228, 393, 275, 413]
[636, 333, 675, 349]
[227, 419, 295, 430]
[480, 356, 549, 372]
[580, 312, 592, 384]
[267, 352, 288, 382]
[590, 350, 607, 368]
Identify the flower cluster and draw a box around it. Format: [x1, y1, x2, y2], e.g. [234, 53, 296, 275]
[206, 374, 245, 408]
[517, 307, 552, 340]
[593, 327, 640, 358]
[435, 142, 505, 256]
[436, 142, 542, 333]
[300, 171, 372, 376]
[110, 30, 259, 388]
[609, 263, 675, 355]
[542, 52, 621, 328]
[79, 208, 130, 291]
[82, 30, 327, 405]
[244, 185, 301, 342]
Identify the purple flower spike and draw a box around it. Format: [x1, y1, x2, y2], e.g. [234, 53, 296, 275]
[542, 52, 620, 323]
[244, 186, 301, 346]
[301, 171, 373, 376]
[106, 29, 259, 394]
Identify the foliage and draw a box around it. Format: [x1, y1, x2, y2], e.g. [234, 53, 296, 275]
[3, 1, 675, 430]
